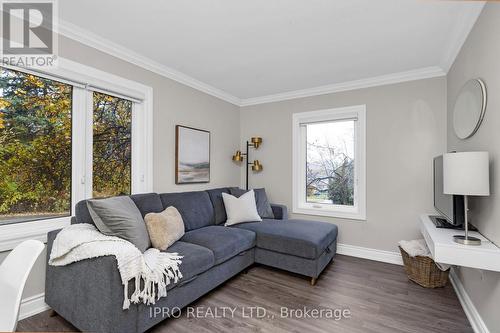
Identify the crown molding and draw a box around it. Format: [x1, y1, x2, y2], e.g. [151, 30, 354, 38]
[239, 66, 446, 107]
[57, 19, 242, 106]
[439, 2, 485, 73]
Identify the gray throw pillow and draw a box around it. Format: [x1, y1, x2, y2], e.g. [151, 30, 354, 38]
[87, 196, 151, 252]
[207, 188, 230, 224]
[229, 188, 275, 219]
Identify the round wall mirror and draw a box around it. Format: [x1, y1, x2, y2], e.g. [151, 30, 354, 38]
[453, 78, 487, 139]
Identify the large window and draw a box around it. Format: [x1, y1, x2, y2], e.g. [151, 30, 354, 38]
[0, 68, 72, 225]
[293, 105, 366, 220]
[0, 63, 150, 228]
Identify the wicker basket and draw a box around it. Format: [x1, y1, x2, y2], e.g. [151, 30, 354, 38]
[399, 246, 449, 288]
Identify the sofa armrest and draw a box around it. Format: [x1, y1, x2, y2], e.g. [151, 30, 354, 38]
[45, 229, 138, 333]
[271, 204, 288, 220]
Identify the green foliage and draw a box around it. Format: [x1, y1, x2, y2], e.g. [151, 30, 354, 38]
[92, 92, 131, 198]
[0, 67, 132, 221]
[0, 67, 72, 217]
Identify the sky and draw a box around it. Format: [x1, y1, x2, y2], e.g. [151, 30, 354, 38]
[306, 119, 355, 163]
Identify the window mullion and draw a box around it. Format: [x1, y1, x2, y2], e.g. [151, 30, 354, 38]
[85, 90, 94, 199]
[71, 87, 88, 211]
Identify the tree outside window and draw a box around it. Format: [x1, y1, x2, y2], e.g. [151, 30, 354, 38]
[0, 67, 72, 225]
[306, 120, 355, 206]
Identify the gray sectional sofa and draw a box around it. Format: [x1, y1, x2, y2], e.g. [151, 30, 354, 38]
[45, 188, 338, 333]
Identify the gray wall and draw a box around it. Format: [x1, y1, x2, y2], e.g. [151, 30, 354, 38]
[0, 34, 241, 300]
[240, 77, 447, 251]
[447, 3, 500, 331]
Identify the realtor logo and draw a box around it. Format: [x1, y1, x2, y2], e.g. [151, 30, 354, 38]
[1, 0, 58, 67]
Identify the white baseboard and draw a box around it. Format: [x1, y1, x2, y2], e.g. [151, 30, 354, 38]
[19, 293, 50, 320]
[337, 243, 403, 265]
[449, 269, 489, 333]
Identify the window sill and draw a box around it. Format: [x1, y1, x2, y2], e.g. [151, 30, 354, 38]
[0, 217, 70, 252]
[293, 207, 366, 221]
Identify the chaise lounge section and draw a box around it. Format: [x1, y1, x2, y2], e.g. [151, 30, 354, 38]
[45, 187, 338, 333]
[234, 218, 337, 286]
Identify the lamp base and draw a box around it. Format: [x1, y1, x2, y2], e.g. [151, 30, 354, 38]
[453, 235, 481, 246]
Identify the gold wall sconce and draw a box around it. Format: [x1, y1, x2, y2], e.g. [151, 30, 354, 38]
[232, 137, 263, 190]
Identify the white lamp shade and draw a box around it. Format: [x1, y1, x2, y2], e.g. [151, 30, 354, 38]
[443, 152, 490, 196]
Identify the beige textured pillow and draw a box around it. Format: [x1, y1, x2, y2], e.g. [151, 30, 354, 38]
[144, 206, 185, 250]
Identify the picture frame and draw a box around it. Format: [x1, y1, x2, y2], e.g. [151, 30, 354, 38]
[175, 125, 211, 184]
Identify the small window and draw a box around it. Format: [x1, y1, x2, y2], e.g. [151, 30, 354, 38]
[293, 105, 366, 220]
[92, 92, 132, 198]
[0, 67, 72, 225]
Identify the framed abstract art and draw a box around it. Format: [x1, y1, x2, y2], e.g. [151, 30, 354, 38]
[175, 125, 210, 184]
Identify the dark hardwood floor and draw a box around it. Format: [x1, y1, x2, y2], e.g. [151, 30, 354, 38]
[17, 255, 472, 333]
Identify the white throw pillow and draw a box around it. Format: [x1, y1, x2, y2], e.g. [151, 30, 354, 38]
[223, 190, 262, 226]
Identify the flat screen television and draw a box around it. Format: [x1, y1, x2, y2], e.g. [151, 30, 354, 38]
[433, 155, 465, 226]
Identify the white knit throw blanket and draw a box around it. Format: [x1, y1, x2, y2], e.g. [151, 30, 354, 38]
[49, 223, 183, 309]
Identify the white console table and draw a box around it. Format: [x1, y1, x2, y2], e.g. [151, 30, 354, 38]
[420, 214, 500, 272]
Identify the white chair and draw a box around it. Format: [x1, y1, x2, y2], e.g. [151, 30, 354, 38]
[0, 240, 45, 332]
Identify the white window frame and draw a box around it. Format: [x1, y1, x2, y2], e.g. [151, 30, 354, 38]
[292, 105, 366, 220]
[0, 58, 153, 251]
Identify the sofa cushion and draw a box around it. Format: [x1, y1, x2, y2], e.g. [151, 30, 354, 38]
[130, 193, 164, 217]
[87, 196, 151, 252]
[73, 193, 163, 226]
[145, 207, 185, 250]
[206, 187, 230, 224]
[180, 226, 256, 265]
[229, 188, 275, 219]
[74, 200, 94, 225]
[164, 241, 215, 290]
[222, 190, 262, 226]
[159, 191, 215, 231]
[234, 219, 338, 259]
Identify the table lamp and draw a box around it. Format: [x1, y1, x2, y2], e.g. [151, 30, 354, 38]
[443, 151, 490, 245]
